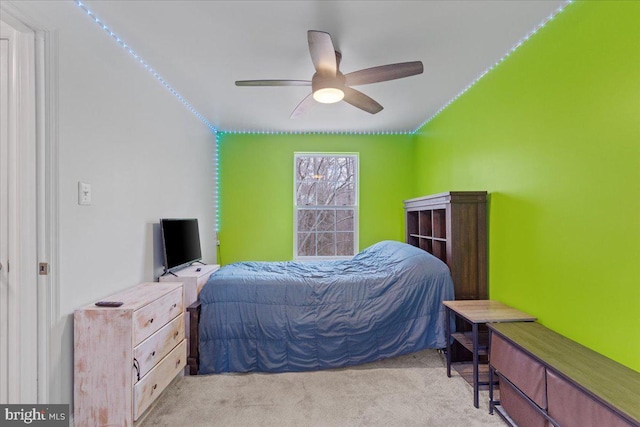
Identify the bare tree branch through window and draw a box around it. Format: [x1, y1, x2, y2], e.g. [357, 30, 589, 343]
[295, 154, 357, 258]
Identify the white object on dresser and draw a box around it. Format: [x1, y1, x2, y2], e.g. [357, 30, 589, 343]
[159, 264, 220, 357]
[74, 282, 187, 427]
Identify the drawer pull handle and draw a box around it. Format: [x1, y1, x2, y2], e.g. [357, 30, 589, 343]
[149, 318, 154, 324]
[151, 351, 156, 357]
[172, 303, 177, 309]
[174, 331, 179, 339]
[176, 359, 181, 367]
[151, 384, 157, 394]
[133, 358, 140, 381]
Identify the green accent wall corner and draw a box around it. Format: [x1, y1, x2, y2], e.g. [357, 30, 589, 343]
[412, 0, 640, 371]
[216, 0, 639, 372]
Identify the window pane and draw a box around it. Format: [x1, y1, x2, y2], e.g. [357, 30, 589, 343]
[335, 182, 355, 205]
[297, 209, 316, 232]
[317, 210, 335, 231]
[314, 157, 335, 180]
[296, 181, 316, 205]
[336, 209, 354, 231]
[336, 233, 354, 256]
[317, 233, 335, 256]
[336, 157, 355, 182]
[316, 182, 335, 206]
[298, 233, 316, 256]
[296, 157, 313, 180]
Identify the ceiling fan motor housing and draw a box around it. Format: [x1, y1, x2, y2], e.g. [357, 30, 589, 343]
[312, 72, 346, 103]
[312, 72, 346, 89]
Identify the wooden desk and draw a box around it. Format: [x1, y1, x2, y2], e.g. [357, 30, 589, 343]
[443, 300, 536, 408]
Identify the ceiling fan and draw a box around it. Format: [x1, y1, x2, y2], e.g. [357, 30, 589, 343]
[235, 30, 424, 118]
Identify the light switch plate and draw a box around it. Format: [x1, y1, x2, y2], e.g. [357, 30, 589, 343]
[78, 182, 91, 205]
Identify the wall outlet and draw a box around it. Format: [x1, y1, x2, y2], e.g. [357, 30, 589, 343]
[78, 182, 91, 205]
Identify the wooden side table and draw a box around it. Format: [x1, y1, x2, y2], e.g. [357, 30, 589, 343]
[160, 263, 220, 374]
[443, 300, 536, 408]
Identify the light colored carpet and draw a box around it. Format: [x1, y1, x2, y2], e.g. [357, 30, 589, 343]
[140, 349, 504, 427]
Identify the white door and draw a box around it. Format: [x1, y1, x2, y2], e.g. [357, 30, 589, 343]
[0, 17, 38, 404]
[0, 37, 10, 403]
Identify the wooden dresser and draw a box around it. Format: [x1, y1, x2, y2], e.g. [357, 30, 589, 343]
[74, 282, 187, 427]
[489, 322, 640, 427]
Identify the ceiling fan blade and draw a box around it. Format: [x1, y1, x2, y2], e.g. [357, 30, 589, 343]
[236, 80, 311, 87]
[342, 87, 383, 114]
[344, 61, 423, 86]
[308, 30, 337, 76]
[290, 93, 315, 119]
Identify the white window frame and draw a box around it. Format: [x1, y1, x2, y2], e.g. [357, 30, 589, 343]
[294, 153, 359, 260]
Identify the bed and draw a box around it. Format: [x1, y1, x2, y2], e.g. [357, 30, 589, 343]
[193, 240, 454, 374]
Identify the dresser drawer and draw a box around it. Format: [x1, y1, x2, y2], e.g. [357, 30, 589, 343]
[133, 288, 183, 345]
[491, 333, 547, 409]
[547, 370, 634, 427]
[133, 339, 187, 420]
[499, 376, 551, 427]
[134, 314, 185, 381]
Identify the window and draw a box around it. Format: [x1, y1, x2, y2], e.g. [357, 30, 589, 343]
[294, 154, 358, 259]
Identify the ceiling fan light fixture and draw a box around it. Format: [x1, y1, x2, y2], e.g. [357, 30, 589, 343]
[312, 72, 345, 104]
[313, 87, 344, 104]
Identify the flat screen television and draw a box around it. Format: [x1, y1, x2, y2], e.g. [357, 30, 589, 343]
[160, 218, 202, 273]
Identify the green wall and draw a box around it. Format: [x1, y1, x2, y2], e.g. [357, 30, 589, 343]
[217, 1, 639, 372]
[412, 1, 640, 371]
[218, 133, 413, 263]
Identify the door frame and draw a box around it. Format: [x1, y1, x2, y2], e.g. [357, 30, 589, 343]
[1, 3, 59, 404]
[0, 28, 10, 406]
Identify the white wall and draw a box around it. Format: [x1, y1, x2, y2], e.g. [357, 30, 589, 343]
[9, 1, 217, 406]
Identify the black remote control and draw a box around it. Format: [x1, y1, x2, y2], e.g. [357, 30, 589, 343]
[95, 301, 124, 307]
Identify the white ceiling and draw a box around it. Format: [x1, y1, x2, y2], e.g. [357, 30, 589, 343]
[11, 0, 567, 133]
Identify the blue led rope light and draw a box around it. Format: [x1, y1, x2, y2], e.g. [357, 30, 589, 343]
[74, 1, 216, 133]
[74, 0, 220, 234]
[76, 0, 570, 136]
[215, 132, 221, 233]
[219, 130, 412, 135]
[411, 0, 573, 133]
[75, 0, 570, 236]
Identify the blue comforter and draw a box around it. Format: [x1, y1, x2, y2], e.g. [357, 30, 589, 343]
[198, 240, 454, 373]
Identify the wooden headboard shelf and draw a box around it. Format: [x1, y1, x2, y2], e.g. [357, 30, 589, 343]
[404, 191, 487, 300]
